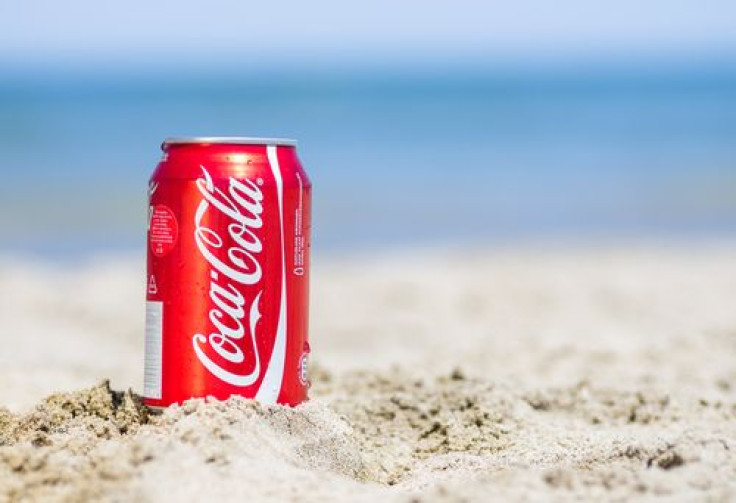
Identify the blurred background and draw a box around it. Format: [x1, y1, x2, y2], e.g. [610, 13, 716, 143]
[1, 0, 735, 258]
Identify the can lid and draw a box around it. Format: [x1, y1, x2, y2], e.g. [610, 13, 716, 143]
[162, 137, 298, 149]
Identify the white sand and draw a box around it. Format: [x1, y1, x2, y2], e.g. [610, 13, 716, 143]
[1, 243, 736, 501]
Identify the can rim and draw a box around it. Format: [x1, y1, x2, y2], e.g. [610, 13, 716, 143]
[162, 136, 298, 148]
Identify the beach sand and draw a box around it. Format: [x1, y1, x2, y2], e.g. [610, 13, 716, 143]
[1, 244, 736, 501]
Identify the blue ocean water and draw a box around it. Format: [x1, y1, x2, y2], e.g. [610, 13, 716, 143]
[1, 64, 735, 257]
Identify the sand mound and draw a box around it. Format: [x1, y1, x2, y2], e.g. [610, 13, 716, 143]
[3, 367, 736, 501]
[0, 379, 373, 502]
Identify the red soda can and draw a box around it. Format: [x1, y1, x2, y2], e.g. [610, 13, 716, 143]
[143, 137, 311, 408]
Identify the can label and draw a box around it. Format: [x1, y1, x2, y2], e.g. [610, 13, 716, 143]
[149, 205, 178, 257]
[143, 301, 163, 399]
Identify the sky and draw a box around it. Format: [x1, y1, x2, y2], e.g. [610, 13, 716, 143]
[1, 0, 736, 70]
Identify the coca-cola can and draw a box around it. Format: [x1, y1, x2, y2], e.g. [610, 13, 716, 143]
[143, 137, 311, 408]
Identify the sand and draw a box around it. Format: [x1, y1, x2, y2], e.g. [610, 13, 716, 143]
[1, 243, 736, 501]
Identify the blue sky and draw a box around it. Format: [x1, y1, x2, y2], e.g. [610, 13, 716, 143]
[1, 0, 735, 69]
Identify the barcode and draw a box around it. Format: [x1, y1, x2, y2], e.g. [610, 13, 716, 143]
[144, 301, 163, 399]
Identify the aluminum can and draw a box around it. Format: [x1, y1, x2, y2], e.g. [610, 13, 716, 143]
[144, 137, 311, 408]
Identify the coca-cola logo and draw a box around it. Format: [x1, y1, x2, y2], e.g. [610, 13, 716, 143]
[191, 166, 266, 386]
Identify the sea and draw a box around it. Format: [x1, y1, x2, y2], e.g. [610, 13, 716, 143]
[1, 62, 735, 259]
